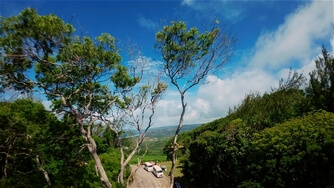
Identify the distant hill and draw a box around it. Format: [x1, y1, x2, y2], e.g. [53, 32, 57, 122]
[123, 124, 202, 138]
[145, 124, 202, 138]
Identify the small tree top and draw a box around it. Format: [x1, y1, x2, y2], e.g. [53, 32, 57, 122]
[155, 21, 236, 93]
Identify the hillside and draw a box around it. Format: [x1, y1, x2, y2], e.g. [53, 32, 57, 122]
[128, 124, 201, 164]
[169, 86, 334, 187]
[145, 124, 201, 138]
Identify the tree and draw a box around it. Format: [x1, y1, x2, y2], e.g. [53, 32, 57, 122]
[276, 69, 305, 91]
[0, 99, 94, 187]
[102, 49, 167, 184]
[155, 21, 236, 187]
[306, 46, 334, 112]
[41, 114, 95, 187]
[0, 99, 53, 187]
[111, 76, 167, 184]
[233, 88, 306, 130]
[249, 111, 334, 187]
[171, 74, 311, 187]
[180, 118, 253, 188]
[0, 8, 139, 187]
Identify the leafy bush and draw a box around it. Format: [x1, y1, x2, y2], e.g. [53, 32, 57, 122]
[248, 111, 334, 187]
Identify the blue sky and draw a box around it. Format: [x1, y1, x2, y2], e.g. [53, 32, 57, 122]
[1, 0, 333, 126]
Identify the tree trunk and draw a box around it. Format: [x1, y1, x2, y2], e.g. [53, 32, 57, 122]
[4, 152, 8, 178]
[118, 146, 125, 184]
[87, 136, 112, 188]
[118, 164, 125, 184]
[118, 141, 141, 184]
[169, 93, 186, 188]
[36, 155, 51, 187]
[79, 122, 112, 188]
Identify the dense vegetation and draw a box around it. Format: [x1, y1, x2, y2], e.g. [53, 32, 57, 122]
[0, 8, 160, 187]
[164, 46, 334, 187]
[1, 7, 333, 188]
[0, 99, 127, 187]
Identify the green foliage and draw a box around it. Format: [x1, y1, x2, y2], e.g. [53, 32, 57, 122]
[93, 128, 119, 154]
[0, 8, 73, 91]
[249, 111, 334, 187]
[0, 99, 129, 187]
[0, 99, 51, 187]
[155, 21, 221, 89]
[0, 7, 136, 115]
[111, 65, 139, 90]
[234, 88, 306, 129]
[183, 119, 252, 187]
[156, 21, 213, 71]
[176, 78, 333, 187]
[306, 46, 334, 112]
[0, 100, 97, 187]
[180, 110, 334, 187]
[84, 149, 124, 187]
[152, 82, 168, 96]
[0, 8, 142, 186]
[40, 114, 93, 187]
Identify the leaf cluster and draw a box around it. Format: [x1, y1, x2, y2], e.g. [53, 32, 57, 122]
[156, 21, 214, 78]
[155, 21, 235, 92]
[0, 8, 73, 91]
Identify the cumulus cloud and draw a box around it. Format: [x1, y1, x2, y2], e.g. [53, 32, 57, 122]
[196, 70, 277, 118]
[249, 1, 332, 70]
[152, 69, 278, 126]
[151, 0, 333, 126]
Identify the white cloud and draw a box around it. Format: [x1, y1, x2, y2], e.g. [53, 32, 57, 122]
[127, 56, 163, 77]
[42, 100, 52, 111]
[182, 0, 193, 6]
[196, 70, 277, 117]
[153, 69, 278, 126]
[181, 0, 245, 23]
[151, 0, 333, 127]
[137, 16, 157, 31]
[249, 1, 332, 70]
[331, 36, 334, 55]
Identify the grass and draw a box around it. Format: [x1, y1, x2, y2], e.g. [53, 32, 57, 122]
[160, 161, 188, 187]
[141, 137, 170, 156]
[129, 154, 167, 164]
[159, 161, 183, 178]
[128, 136, 170, 165]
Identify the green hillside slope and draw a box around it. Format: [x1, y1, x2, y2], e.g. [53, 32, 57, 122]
[166, 87, 334, 188]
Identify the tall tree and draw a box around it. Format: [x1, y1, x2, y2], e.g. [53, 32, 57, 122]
[155, 21, 236, 187]
[306, 46, 334, 112]
[0, 8, 138, 187]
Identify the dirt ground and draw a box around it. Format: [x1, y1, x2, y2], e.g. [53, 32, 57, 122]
[128, 165, 170, 188]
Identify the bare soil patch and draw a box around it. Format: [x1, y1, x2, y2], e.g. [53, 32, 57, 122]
[128, 165, 169, 188]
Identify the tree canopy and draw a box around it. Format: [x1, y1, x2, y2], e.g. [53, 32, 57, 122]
[0, 8, 162, 187]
